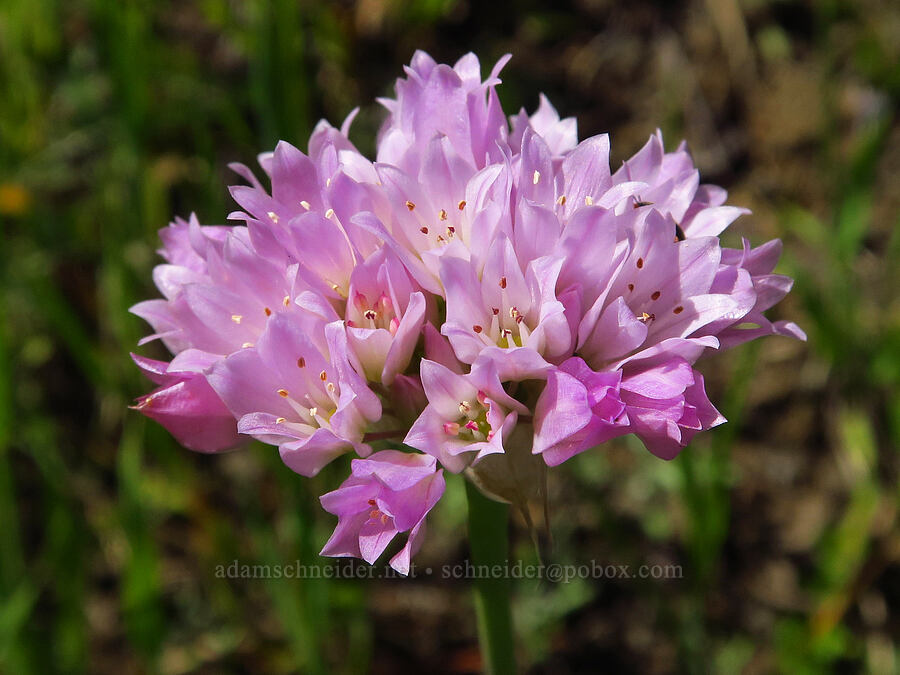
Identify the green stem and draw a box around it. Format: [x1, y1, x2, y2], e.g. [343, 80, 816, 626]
[466, 480, 516, 675]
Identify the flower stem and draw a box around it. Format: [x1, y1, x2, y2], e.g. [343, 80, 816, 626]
[465, 480, 516, 675]
[361, 429, 406, 442]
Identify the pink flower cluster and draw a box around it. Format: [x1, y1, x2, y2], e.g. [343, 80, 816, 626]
[132, 52, 804, 573]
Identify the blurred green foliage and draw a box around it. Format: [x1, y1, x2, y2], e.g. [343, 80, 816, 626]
[1, 0, 898, 673]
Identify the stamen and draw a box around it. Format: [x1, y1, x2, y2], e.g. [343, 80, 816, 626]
[319, 370, 328, 381]
[297, 357, 306, 368]
[673, 306, 684, 314]
[276, 417, 286, 424]
[231, 314, 242, 324]
[473, 324, 483, 333]
[368, 499, 377, 506]
[309, 406, 318, 417]
[533, 170, 541, 185]
[584, 196, 593, 206]
[518, 320, 531, 341]
[353, 292, 369, 312]
[636, 257, 644, 269]
[557, 195, 566, 206]
[492, 307, 500, 315]
[324, 208, 335, 219]
[465, 420, 479, 432]
[300, 200, 310, 210]
[637, 312, 655, 323]
[499, 277, 507, 289]
[459, 401, 471, 415]
[241, 342, 253, 349]
[264, 307, 272, 316]
[364, 309, 377, 321]
[267, 211, 279, 223]
[378, 293, 393, 313]
[420, 226, 429, 234]
[283, 295, 291, 307]
[439, 209, 447, 220]
[627, 283, 634, 292]
[651, 291, 661, 300]
[278, 389, 289, 397]
[406, 200, 416, 211]
[458, 200, 466, 210]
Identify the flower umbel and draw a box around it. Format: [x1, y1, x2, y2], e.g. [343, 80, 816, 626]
[131, 51, 805, 573]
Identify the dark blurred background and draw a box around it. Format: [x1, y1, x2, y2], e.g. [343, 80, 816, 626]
[1, 0, 898, 673]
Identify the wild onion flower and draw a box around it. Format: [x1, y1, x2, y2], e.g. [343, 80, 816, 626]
[132, 51, 804, 574]
[319, 450, 444, 575]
